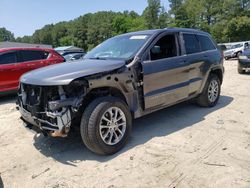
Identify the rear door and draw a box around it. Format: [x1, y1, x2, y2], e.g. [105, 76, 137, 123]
[0, 51, 19, 92]
[141, 32, 190, 109]
[182, 33, 204, 95]
[196, 34, 220, 90]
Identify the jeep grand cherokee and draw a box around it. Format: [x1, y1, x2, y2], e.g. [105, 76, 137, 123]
[17, 28, 224, 155]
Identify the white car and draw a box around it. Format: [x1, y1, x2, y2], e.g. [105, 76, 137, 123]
[224, 42, 249, 60]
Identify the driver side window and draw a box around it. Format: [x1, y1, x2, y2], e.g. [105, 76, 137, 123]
[150, 34, 178, 61]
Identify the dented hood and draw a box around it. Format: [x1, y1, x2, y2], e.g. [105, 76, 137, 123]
[21, 59, 126, 86]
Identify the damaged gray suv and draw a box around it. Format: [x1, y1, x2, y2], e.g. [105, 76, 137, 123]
[17, 28, 224, 155]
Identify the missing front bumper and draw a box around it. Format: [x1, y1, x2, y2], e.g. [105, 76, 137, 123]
[19, 105, 71, 137]
[17, 85, 76, 137]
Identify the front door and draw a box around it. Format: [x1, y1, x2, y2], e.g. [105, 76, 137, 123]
[0, 51, 19, 92]
[141, 33, 190, 109]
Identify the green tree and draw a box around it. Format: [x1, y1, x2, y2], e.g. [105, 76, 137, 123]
[225, 16, 250, 42]
[59, 36, 73, 46]
[51, 22, 68, 47]
[112, 12, 147, 35]
[143, 0, 162, 29]
[169, 0, 184, 17]
[168, 0, 192, 27]
[85, 12, 118, 50]
[0, 27, 15, 42]
[158, 7, 170, 28]
[32, 24, 54, 44]
[15, 35, 32, 43]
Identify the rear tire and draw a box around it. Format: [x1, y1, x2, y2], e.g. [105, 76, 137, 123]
[197, 74, 221, 107]
[238, 64, 245, 74]
[80, 96, 132, 155]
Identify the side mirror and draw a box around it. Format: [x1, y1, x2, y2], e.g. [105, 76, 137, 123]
[151, 46, 161, 54]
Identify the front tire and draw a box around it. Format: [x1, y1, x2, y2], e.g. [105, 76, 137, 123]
[237, 51, 242, 58]
[197, 74, 221, 107]
[80, 96, 132, 155]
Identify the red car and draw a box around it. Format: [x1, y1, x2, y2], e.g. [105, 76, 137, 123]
[0, 47, 65, 94]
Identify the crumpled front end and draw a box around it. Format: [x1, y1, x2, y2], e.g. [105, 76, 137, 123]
[17, 81, 86, 137]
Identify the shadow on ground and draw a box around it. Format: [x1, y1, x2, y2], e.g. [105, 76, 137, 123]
[227, 58, 238, 61]
[241, 71, 250, 75]
[33, 95, 233, 165]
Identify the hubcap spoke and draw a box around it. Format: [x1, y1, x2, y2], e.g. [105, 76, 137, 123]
[102, 116, 111, 123]
[113, 131, 119, 140]
[114, 109, 118, 121]
[108, 131, 114, 144]
[115, 116, 123, 123]
[117, 128, 124, 136]
[100, 125, 109, 129]
[103, 130, 110, 140]
[117, 122, 126, 127]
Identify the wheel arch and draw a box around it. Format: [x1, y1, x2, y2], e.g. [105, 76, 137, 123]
[210, 68, 223, 84]
[198, 66, 223, 94]
[79, 86, 138, 117]
[90, 86, 127, 102]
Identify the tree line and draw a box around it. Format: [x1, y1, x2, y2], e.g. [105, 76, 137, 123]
[1, 0, 250, 51]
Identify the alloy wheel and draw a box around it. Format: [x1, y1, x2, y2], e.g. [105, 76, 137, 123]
[208, 80, 219, 103]
[99, 107, 127, 145]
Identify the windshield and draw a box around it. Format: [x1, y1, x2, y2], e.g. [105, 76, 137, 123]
[245, 45, 250, 50]
[84, 34, 150, 60]
[231, 44, 243, 49]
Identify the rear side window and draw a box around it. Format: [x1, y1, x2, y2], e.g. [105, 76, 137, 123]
[20, 50, 49, 62]
[0, 52, 17, 65]
[183, 34, 200, 54]
[197, 35, 216, 51]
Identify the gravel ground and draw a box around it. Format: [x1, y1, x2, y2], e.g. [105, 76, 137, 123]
[0, 60, 250, 188]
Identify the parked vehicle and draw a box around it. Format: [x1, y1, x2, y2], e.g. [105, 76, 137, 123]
[0, 48, 65, 95]
[218, 44, 227, 51]
[224, 42, 249, 60]
[64, 52, 85, 62]
[55, 46, 84, 56]
[238, 46, 250, 74]
[17, 28, 224, 155]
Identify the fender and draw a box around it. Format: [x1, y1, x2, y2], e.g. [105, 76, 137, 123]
[84, 67, 140, 115]
[198, 64, 224, 94]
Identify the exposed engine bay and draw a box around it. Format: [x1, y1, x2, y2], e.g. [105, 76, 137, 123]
[17, 80, 87, 137]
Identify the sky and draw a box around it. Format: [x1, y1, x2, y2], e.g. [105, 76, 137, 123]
[0, 0, 169, 38]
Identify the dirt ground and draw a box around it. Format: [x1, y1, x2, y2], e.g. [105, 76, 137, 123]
[0, 60, 250, 188]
